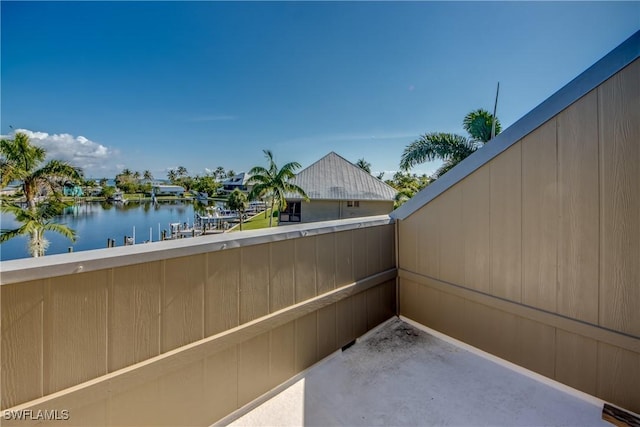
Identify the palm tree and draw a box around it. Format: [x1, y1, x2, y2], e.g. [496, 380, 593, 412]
[167, 169, 177, 183]
[143, 170, 153, 181]
[385, 171, 431, 208]
[400, 109, 501, 178]
[1, 132, 82, 210]
[355, 158, 372, 173]
[248, 150, 309, 227]
[214, 166, 226, 180]
[1, 200, 76, 257]
[227, 189, 248, 231]
[176, 166, 188, 178]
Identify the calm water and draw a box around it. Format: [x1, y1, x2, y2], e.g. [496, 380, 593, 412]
[0, 201, 211, 261]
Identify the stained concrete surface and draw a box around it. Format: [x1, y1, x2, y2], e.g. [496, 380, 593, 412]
[226, 318, 608, 427]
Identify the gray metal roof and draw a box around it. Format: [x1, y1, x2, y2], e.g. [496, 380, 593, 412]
[286, 152, 397, 201]
[391, 30, 640, 221]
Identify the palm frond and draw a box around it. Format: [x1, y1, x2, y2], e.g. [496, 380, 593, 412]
[43, 222, 77, 241]
[284, 183, 309, 202]
[463, 109, 501, 143]
[400, 133, 474, 171]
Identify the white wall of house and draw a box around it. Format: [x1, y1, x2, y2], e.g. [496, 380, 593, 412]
[282, 200, 394, 224]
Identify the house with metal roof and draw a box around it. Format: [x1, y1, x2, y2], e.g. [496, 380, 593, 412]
[221, 172, 253, 194]
[280, 152, 397, 224]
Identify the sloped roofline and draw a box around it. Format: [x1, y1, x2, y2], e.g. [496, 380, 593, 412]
[391, 30, 640, 220]
[287, 151, 397, 201]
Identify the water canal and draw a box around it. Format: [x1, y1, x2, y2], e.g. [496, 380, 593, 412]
[0, 201, 213, 261]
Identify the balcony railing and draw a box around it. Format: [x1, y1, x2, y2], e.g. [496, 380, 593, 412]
[1, 215, 396, 426]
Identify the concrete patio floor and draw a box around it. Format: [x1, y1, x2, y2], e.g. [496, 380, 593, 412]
[222, 317, 609, 427]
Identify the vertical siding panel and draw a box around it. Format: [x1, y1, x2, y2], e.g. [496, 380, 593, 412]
[316, 233, 336, 294]
[417, 202, 439, 278]
[490, 143, 522, 301]
[336, 296, 355, 348]
[1, 281, 44, 408]
[366, 226, 382, 277]
[270, 321, 295, 386]
[522, 119, 558, 312]
[557, 90, 599, 323]
[380, 223, 395, 271]
[205, 346, 238, 424]
[237, 332, 271, 407]
[268, 241, 295, 312]
[205, 249, 240, 336]
[438, 291, 466, 342]
[365, 285, 383, 329]
[239, 244, 270, 323]
[159, 360, 208, 426]
[597, 342, 640, 414]
[599, 60, 640, 336]
[109, 377, 160, 426]
[462, 165, 491, 293]
[335, 230, 354, 287]
[516, 317, 555, 378]
[352, 291, 368, 338]
[110, 261, 161, 372]
[438, 187, 464, 285]
[163, 255, 205, 352]
[295, 237, 317, 302]
[352, 228, 368, 281]
[45, 271, 108, 394]
[317, 304, 337, 359]
[398, 214, 418, 273]
[555, 329, 597, 396]
[295, 312, 318, 371]
[399, 279, 422, 325]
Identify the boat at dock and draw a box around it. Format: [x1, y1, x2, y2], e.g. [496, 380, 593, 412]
[108, 191, 127, 203]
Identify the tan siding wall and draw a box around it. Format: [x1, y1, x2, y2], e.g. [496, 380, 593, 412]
[1, 223, 396, 425]
[397, 59, 640, 414]
[291, 200, 393, 223]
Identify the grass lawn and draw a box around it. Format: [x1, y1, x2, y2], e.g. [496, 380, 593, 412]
[230, 209, 278, 231]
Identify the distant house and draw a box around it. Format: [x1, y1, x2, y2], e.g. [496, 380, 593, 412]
[221, 172, 253, 194]
[280, 152, 397, 224]
[63, 182, 84, 197]
[152, 184, 185, 196]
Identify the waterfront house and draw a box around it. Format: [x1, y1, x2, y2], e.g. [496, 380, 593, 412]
[279, 151, 397, 224]
[221, 172, 253, 194]
[0, 31, 638, 426]
[62, 181, 84, 197]
[151, 184, 185, 196]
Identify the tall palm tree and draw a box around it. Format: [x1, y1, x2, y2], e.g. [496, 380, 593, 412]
[1, 132, 82, 210]
[176, 166, 188, 178]
[1, 200, 76, 257]
[400, 109, 501, 178]
[355, 158, 372, 173]
[143, 170, 153, 181]
[214, 166, 226, 180]
[227, 189, 248, 231]
[168, 169, 180, 184]
[248, 150, 309, 227]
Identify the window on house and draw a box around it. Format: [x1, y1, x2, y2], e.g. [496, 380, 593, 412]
[347, 201, 360, 207]
[280, 201, 301, 222]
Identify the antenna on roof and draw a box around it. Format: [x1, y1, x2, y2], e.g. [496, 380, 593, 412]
[491, 82, 499, 140]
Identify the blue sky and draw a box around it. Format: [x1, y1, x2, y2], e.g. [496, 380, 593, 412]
[1, 1, 638, 180]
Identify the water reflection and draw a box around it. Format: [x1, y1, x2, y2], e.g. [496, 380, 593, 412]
[0, 200, 210, 261]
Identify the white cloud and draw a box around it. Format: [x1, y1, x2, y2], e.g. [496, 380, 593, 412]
[6, 129, 116, 176]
